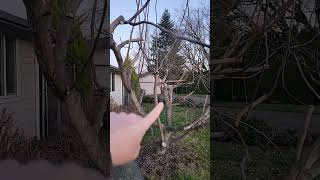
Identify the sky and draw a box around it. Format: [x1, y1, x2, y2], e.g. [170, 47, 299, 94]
[110, 0, 209, 67]
[0, 0, 209, 68]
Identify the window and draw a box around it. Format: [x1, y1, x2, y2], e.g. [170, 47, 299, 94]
[111, 72, 115, 91]
[0, 34, 16, 96]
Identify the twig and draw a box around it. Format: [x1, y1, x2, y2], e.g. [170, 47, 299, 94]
[122, 20, 210, 48]
[203, 95, 208, 113]
[90, 0, 98, 48]
[212, 109, 289, 166]
[86, 0, 108, 66]
[291, 51, 320, 100]
[127, 0, 151, 22]
[213, 64, 269, 75]
[212, 57, 243, 65]
[296, 105, 314, 162]
[219, 115, 249, 180]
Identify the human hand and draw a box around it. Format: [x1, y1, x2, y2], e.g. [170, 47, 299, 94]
[110, 102, 164, 166]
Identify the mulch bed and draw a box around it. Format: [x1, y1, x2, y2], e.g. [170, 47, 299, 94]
[111, 104, 138, 114]
[136, 141, 194, 178]
[37, 135, 93, 168]
[1, 129, 95, 170]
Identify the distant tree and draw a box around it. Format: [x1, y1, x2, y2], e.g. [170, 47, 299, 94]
[148, 9, 185, 80]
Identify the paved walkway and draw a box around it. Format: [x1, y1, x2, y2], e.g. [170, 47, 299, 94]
[214, 107, 320, 133]
[173, 94, 209, 105]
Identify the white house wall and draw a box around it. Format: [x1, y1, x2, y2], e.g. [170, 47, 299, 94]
[0, 38, 38, 138]
[110, 73, 123, 106]
[139, 75, 161, 95]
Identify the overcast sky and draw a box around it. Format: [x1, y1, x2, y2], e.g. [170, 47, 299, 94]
[0, 0, 209, 68]
[110, 0, 209, 67]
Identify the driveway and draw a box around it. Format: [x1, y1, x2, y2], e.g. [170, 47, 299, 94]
[173, 94, 210, 105]
[214, 107, 320, 133]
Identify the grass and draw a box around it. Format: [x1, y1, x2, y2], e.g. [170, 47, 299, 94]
[212, 142, 320, 180]
[140, 103, 210, 179]
[214, 102, 320, 113]
[212, 142, 295, 180]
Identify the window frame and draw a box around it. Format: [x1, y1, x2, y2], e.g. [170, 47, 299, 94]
[111, 72, 115, 92]
[0, 33, 17, 97]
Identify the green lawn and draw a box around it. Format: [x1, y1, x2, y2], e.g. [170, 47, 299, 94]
[140, 103, 210, 179]
[212, 142, 320, 180]
[212, 142, 294, 180]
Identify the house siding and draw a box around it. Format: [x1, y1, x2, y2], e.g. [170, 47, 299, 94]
[94, 49, 108, 88]
[110, 73, 123, 105]
[93, 49, 108, 65]
[139, 75, 161, 95]
[0, 38, 38, 138]
[93, 48, 123, 106]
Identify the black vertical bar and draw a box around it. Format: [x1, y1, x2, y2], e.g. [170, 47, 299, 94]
[210, 0, 214, 179]
[105, 0, 111, 176]
[39, 70, 43, 140]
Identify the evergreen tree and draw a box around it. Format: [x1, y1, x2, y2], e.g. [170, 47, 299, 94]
[148, 9, 184, 80]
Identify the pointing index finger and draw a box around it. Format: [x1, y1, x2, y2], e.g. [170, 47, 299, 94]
[142, 102, 164, 131]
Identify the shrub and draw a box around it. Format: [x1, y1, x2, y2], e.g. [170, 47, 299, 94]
[142, 96, 154, 103]
[272, 129, 298, 146]
[173, 97, 196, 108]
[239, 118, 302, 147]
[0, 108, 39, 162]
[238, 117, 274, 149]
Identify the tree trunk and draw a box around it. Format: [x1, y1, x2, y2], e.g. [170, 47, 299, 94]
[130, 90, 145, 115]
[64, 91, 110, 176]
[163, 84, 173, 127]
[153, 74, 165, 145]
[139, 89, 145, 104]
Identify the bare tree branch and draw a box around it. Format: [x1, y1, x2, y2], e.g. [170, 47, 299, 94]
[86, 0, 108, 66]
[213, 64, 269, 75]
[296, 105, 314, 162]
[122, 20, 210, 48]
[127, 0, 151, 22]
[117, 38, 144, 49]
[291, 51, 320, 100]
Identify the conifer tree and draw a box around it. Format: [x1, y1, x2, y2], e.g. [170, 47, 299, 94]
[148, 9, 184, 80]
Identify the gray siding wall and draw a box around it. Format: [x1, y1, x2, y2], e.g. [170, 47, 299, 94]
[0, 38, 39, 138]
[94, 48, 109, 87]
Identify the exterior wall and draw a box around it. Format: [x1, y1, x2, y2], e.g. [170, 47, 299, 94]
[110, 73, 123, 105]
[93, 48, 109, 87]
[94, 48, 109, 88]
[139, 75, 162, 95]
[0, 38, 39, 138]
[77, 0, 108, 39]
[93, 48, 108, 65]
[96, 66, 108, 87]
[92, 48, 124, 106]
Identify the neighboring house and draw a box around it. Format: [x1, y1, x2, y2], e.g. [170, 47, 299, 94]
[110, 65, 127, 106]
[0, 7, 111, 139]
[0, 9, 40, 138]
[139, 72, 162, 95]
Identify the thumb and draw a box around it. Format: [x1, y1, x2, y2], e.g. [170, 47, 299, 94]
[141, 102, 164, 132]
